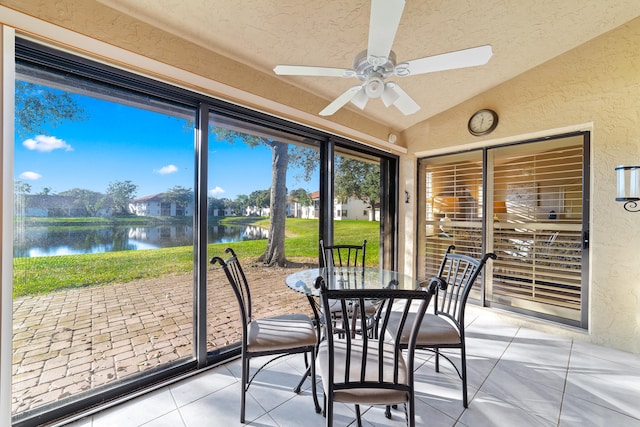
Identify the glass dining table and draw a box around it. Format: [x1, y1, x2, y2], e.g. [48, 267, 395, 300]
[285, 266, 419, 296]
[285, 266, 420, 399]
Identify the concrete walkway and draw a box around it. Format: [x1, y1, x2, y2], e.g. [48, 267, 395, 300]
[11, 260, 315, 415]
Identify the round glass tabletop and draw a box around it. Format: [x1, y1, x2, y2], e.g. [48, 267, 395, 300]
[285, 267, 418, 297]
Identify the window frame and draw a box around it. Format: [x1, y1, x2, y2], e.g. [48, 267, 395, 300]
[10, 37, 400, 426]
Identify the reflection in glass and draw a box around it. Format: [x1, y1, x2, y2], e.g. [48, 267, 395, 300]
[12, 61, 196, 416]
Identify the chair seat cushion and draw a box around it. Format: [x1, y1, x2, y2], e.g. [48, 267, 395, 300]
[317, 339, 409, 405]
[247, 314, 316, 352]
[387, 312, 461, 346]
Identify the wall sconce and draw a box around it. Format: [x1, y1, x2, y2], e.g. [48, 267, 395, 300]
[616, 165, 640, 211]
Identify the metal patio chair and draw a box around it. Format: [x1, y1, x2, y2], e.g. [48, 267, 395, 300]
[315, 275, 434, 427]
[210, 248, 320, 423]
[387, 245, 496, 408]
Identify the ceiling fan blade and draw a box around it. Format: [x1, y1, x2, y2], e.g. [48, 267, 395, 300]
[350, 87, 369, 110]
[387, 83, 420, 115]
[319, 86, 363, 116]
[274, 65, 355, 78]
[367, 0, 405, 65]
[398, 45, 493, 76]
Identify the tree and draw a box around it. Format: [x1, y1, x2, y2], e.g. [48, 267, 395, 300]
[15, 81, 87, 138]
[106, 180, 138, 215]
[208, 197, 225, 216]
[165, 186, 193, 215]
[289, 188, 311, 206]
[59, 188, 106, 217]
[38, 187, 54, 195]
[334, 157, 381, 221]
[14, 181, 32, 195]
[211, 128, 318, 266]
[234, 195, 250, 214]
[249, 189, 271, 209]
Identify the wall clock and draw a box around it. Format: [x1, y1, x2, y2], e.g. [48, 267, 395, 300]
[468, 109, 498, 136]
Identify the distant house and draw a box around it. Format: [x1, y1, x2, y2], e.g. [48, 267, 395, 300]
[14, 194, 113, 217]
[287, 191, 379, 221]
[244, 205, 270, 217]
[210, 207, 234, 217]
[129, 193, 194, 217]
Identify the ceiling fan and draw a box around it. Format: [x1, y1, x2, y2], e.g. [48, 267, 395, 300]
[273, 0, 493, 116]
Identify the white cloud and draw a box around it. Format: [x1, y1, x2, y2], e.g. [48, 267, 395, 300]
[19, 171, 42, 181]
[23, 135, 72, 152]
[155, 164, 179, 175]
[209, 186, 225, 196]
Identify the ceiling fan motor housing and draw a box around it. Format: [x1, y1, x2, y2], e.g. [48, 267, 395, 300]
[353, 50, 397, 98]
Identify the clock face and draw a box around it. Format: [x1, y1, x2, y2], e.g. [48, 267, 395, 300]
[468, 109, 498, 136]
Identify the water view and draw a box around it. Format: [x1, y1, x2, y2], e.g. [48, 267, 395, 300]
[13, 224, 269, 257]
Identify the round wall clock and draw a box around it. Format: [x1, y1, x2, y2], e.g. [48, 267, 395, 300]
[468, 109, 498, 136]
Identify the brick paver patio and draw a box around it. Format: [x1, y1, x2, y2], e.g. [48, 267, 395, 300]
[11, 259, 316, 415]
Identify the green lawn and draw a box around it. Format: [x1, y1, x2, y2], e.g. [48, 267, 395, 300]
[12, 217, 380, 297]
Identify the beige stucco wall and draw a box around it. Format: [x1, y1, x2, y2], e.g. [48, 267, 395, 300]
[402, 17, 640, 354]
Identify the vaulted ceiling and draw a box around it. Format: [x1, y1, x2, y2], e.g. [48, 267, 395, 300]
[95, 0, 640, 134]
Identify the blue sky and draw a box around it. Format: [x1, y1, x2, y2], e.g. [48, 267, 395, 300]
[15, 90, 318, 200]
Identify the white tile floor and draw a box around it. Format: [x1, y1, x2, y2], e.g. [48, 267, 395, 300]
[59, 307, 640, 427]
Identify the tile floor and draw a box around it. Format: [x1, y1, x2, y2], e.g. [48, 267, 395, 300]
[57, 307, 640, 427]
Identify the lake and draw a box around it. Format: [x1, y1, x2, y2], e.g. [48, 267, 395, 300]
[13, 224, 269, 258]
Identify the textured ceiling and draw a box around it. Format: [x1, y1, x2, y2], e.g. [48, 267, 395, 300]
[96, 0, 640, 133]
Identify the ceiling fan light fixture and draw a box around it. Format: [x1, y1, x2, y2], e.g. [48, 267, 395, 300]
[351, 88, 369, 109]
[381, 83, 400, 107]
[364, 72, 385, 98]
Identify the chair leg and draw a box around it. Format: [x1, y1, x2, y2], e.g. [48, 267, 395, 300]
[406, 401, 415, 427]
[311, 348, 321, 413]
[435, 348, 440, 372]
[355, 404, 362, 427]
[385, 405, 391, 419]
[240, 354, 249, 423]
[461, 346, 468, 408]
[326, 396, 333, 427]
[293, 367, 309, 393]
[322, 392, 327, 417]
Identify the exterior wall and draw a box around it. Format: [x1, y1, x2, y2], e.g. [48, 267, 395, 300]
[401, 18, 640, 354]
[334, 198, 370, 221]
[130, 199, 194, 217]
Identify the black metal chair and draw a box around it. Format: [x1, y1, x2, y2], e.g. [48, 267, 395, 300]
[320, 239, 367, 268]
[210, 248, 320, 423]
[315, 275, 434, 427]
[320, 239, 374, 336]
[387, 245, 496, 408]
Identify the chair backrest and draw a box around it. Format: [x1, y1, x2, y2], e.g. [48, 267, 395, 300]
[210, 248, 252, 328]
[429, 245, 496, 329]
[315, 275, 433, 402]
[320, 239, 367, 268]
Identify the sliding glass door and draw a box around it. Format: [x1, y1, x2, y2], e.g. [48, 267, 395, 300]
[9, 38, 400, 426]
[205, 112, 320, 356]
[489, 136, 587, 324]
[418, 133, 589, 327]
[13, 58, 197, 418]
[332, 148, 383, 267]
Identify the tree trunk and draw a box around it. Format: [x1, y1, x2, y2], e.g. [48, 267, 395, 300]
[258, 142, 288, 266]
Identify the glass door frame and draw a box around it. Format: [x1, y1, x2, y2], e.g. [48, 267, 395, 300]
[416, 131, 590, 329]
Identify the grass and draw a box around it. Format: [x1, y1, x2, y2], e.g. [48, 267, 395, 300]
[12, 217, 380, 297]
